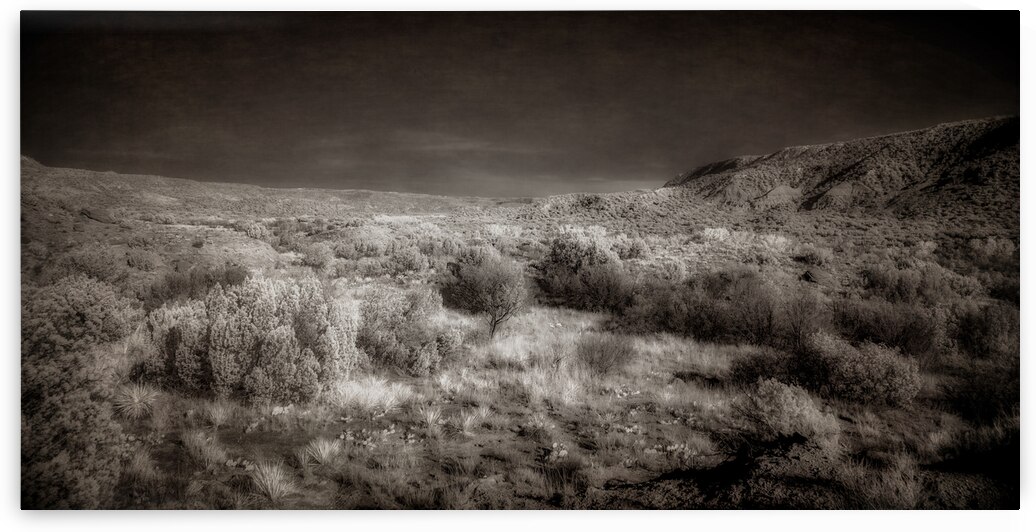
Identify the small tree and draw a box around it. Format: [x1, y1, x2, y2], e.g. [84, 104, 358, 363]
[442, 250, 527, 337]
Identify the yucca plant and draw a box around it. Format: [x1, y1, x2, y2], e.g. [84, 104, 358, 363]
[459, 411, 479, 436]
[113, 382, 160, 419]
[421, 405, 443, 437]
[250, 460, 295, 502]
[304, 437, 342, 465]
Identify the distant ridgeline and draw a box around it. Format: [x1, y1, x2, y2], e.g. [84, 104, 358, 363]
[663, 116, 1019, 219]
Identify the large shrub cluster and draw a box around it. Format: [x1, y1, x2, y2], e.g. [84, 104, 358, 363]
[357, 286, 461, 376]
[631, 267, 794, 346]
[802, 332, 921, 406]
[535, 229, 634, 312]
[40, 246, 129, 286]
[723, 379, 840, 456]
[832, 298, 948, 360]
[22, 276, 140, 508]
[952, 301, 1019, 360]
[729, 332, 921, 407]
[859, 260, 983, 306]
[143, 261, 249, 311]
[141, 275, 363, 404]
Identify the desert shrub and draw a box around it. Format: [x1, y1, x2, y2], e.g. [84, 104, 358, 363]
[144, 261, 249, 311]
[43, 246, 128, 285]
[859, 260, 983, 305]
[419, 234, 466, 257]
[141, 275, 361, 403]
[728, 348, 794, 385]
[441, 247, 527, 337]
[803, 332, 921, 406]
[357, 286, 456, 376]
[388, 246, 428, 276]
[242, 325, 320, 404]
[276, 230, 305, 252]
[723, 379, 840, 456]
[944, 358, 1019, 423]
[241, 222, 271, 240]
[967, 237, 1017, 271]
[191, 236, 205, 248]
[535, 229, 635, 312]
[657, 259, 687, 283]
[333, 226, 392, 259]
[633, 268, 781, 345]
[21, 276, 139, 508]
[126, 248, 162, 272]
[612, 236, 649, 260]
[205, 276, 362, 403]
[574, 332, 636, 376]
[301, 242, 334, 269]
[23, 275, 140, 356]
[832, 297, 948, 360]
[952, 302, 1019, 359]
[144, 300, 209, 392]
[779, 288, 830, 351]
[794, 243, 834, 266]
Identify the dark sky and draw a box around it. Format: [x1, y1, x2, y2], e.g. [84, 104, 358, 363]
[21, 11, 1019, 197]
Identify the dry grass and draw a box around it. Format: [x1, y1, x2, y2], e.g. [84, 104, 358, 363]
[332, 376, 414, 417]
[181, 430, 228, 468]
[202, 400, 234, 429]
[124, 447, 162, 485]
[837, 453, 921, 509]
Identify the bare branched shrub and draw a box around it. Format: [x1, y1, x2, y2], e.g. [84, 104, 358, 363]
[441, 246, 527, 337]
[574, 332, 636, 376]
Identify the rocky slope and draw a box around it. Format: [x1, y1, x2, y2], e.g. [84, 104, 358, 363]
[664, 117, 1019, 219]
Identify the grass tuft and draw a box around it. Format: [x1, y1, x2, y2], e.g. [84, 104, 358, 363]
[250, 460, 295, 502]
[305, 437, 342, 465]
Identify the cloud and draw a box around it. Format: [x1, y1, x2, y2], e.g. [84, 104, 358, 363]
[389, 130, 550, 155]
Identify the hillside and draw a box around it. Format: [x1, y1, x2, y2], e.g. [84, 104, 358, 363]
[664, 117, 1019, 220]
[20, 156, 531, 222]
